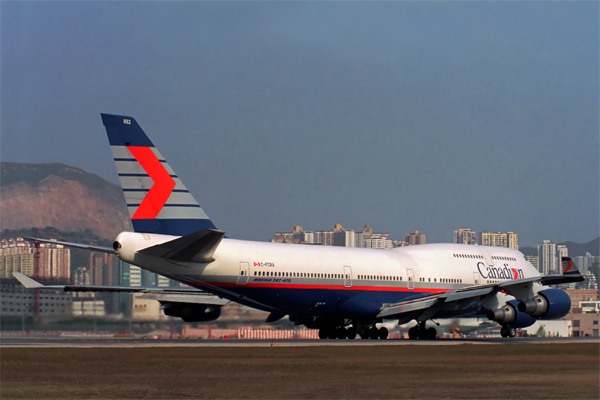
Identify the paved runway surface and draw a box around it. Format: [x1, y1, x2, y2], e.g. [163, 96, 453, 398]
[2, 336, 597, 348]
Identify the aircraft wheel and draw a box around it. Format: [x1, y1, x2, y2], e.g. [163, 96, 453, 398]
[336, 327, 347, 340]
[408, 327, 418, 340]
[427, 327, 437, 340]
[318, 328, 328, 340]
[500, 326, 508, 338]
[507, 327, 516, 338]
[347, 327, 357, 340]
[369, 328, 379, 340]
[378, 327, 389, 340]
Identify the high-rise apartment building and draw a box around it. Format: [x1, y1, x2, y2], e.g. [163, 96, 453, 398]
[538, 240, 557, 275]
[525, 256, 539, 271]
[556, 245, 568, 274]
[405, 231, 426, 245]
[454, 228, 476, 245]
[0, 238, 70, 281]
[333, 229, 355, 247]
[479, 232, 518, 250]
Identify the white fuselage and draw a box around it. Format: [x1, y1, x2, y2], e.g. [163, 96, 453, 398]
[115, 231, 541, 318]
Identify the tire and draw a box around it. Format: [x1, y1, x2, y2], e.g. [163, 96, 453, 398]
[378, 327, 389, 340]
[508, 328, 516, 338]
[347, 327, 357, 340]
[336, 327, 347, 340]
[408, 327, 417, 340]
[427, 327, 437, 340]
[318, 328, 327, 340]
[369, 328, 379, 340]
[500, 326, 508, 338]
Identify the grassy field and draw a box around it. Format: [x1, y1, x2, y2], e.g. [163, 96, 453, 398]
[1, 344, 598, 399]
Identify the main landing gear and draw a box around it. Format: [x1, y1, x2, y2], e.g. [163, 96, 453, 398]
[500, 326, 516, 338]
[358, 324, 388, 340]
[318, 324, 357, 340]
[317, 320, 389, 340]
[408, 322, 437, 340]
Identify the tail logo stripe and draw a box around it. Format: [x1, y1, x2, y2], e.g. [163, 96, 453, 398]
[127, 146, 176, 220]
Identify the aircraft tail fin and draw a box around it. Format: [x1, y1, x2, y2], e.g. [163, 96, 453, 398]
[561, 257, 582, 277]
[101, 114, 217, 236]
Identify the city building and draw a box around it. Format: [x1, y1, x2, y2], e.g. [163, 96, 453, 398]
[333, 229, 355, 247]
[0, 237, 70, 281]
[556, 245, 568, 273]
[538, 240, 557, 275]
[525, 256, 539, 271]
[271, 224, 394, 249]
[271, 225, 313, 244]
[0, 278, 72, 318]
[479, 232, 518, 250]
[573, 253, 598, 275]
[404, 231, 426, 245]
[567, 300, 599, 337]
[454, 228, 476, 245]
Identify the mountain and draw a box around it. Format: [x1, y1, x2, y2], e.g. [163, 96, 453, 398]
[520, 237, 599, 257]
[1, 162, 131, 240]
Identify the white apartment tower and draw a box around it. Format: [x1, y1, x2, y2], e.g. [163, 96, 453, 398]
[538, 240, 557, 275]
[479, 232, 518, 250]
[454, 228, 476, 245]
[556, 245, 568, 274]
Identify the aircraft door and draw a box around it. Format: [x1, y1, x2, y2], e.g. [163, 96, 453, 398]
[473, 272, 480, 286]
[407, 269, 415, 290]
[343, 266, 352, 288]
[237, 262, 249, 285]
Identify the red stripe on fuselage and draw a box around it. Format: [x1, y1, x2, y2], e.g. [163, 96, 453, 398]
[185, 281, 451, 293]
[127, 146, 176, 219]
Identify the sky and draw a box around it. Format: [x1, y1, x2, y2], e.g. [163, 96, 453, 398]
[1, 1, 598, 247]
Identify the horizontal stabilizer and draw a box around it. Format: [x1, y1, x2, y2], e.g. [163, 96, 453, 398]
[540, 257, 585, 285]
[138, 229, 225, 263]
[23, 237, 116, 254]
[13, 272, 44, 289]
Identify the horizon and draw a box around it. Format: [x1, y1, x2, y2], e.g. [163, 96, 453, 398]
[2, 158, 598, 252]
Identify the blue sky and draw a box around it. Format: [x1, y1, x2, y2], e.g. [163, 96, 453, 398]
[2, 1, 598, 247]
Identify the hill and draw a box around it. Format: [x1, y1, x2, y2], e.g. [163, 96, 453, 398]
[1, 162, 131, 240]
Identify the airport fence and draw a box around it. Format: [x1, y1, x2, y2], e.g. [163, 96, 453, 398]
[180, 327, 320, 340]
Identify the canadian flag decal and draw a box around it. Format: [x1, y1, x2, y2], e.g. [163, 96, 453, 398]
[127, 146, 176, 219]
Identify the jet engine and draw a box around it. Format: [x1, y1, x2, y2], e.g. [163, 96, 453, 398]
[486, 300, 536, 328]
[517, 289, 571, 320]
[161, 302, 222, 322]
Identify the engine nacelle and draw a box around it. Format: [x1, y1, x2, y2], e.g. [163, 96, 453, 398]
[517, 289, 571, 320]
[487, 301, 536, 328]
[162, 303, 222, 322]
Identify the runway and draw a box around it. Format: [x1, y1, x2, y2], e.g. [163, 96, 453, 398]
[2, 335, 597, 348]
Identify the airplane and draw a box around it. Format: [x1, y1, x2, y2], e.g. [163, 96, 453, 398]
[15, 113, 584, 340]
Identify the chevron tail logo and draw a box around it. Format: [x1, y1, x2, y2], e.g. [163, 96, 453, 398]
[127, 146, 176, 219]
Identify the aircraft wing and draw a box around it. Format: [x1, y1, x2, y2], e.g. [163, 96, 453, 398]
[12, 272, 229, 306]
[23, 237, 116, 254]
[378, 257, 583, 321]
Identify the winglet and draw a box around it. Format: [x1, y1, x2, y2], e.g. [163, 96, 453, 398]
[13, 272, 44, 289]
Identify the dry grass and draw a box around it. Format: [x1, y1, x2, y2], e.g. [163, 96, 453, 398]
[1, 344, 598, 399]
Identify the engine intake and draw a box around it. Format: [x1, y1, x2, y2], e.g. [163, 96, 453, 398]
[517, 289, 571, 320]
[487, 301, 536, 328]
